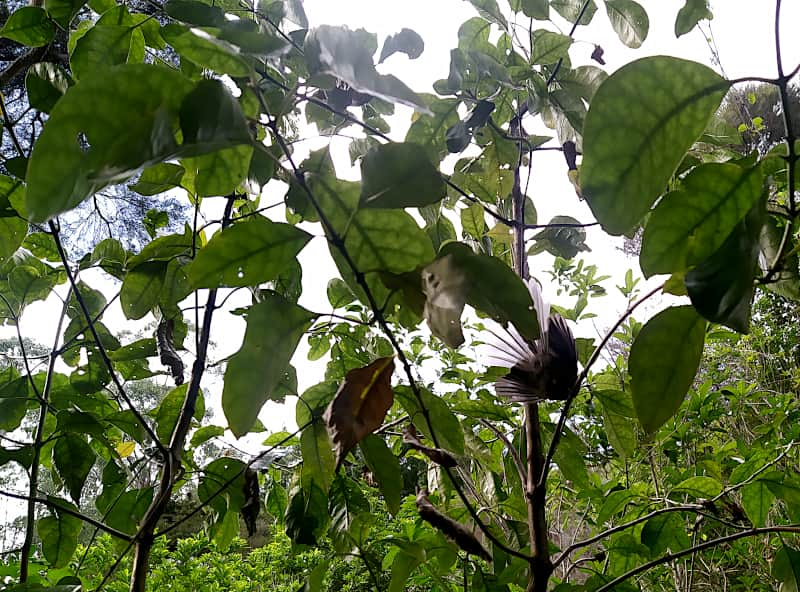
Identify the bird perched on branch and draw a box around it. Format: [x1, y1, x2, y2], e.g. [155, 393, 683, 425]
[485, 278, 578, 402]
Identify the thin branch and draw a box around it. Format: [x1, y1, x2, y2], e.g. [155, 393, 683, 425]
[552, 504, 703, 568]
[538, 282, 665, 489]
[18, 287, 71, 582]
[262, 99, 528, 561]
[594, 525, 800, 592]
[49, 222, 166, 454]
[479, 419, 526, 484]
[1, 490, 132, 541]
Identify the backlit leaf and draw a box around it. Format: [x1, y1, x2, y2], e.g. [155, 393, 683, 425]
[582, 57, 728, 235]
[360, 143, 445, 209]
[604, 0, 649, 49]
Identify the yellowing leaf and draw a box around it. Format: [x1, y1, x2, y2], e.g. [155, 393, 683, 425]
[116, 441, 136, 457]
[324, 357, 395, 469]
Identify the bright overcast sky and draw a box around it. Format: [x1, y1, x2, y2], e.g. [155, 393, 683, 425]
[4, 1, 799, 438]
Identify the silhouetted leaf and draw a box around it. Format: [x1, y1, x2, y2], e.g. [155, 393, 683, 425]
[629, 306, 705, 433]
[360, 143, 445, 209]
[379, 28, 424, 63]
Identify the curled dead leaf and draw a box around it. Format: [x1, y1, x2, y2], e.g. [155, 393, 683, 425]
[421, 255, 468, 347]
[324, 356, 395, 470]
[403, 424, 457, 467]
[416, 490, 491, 561]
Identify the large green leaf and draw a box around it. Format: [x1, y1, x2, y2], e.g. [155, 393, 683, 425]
[582, 57, 729, 235]
[512, 0, 549, 19]
[741, 479, 775, 528]
[360, 143, 445, 209]
[178, 79, 251, 153]
[37, 503, 81, 568]
[685, 198, 764, 333]
[161, 23, 250, 76]
[640, 513, 690, 556]
[52, 434, 95, 503]
[25, 62, 71, 113]
[773, 545, 800, 592]
[604, 0, 649, 49]
[70, 24, 144, 80]
[188, 216, 310, 288]
[0, 7, 55, 47]
[328, 474, 371, 552]
[360, 434, 402, 515]
[129, 163, 186, 196]
[182, 144, 253, 197]
[198, 457, 247, 515]
[26, 65, 193, 222]
[344, 209, 435, 274]
[223, 294, 315, 437]
[120, 261, 166, 320]
[0, 374, 30, 432]
[300, 421, 335, 494]
[640, 163, 763, 277]
[530, 30, 572, 65]
[629, 306, 705, 433]
[305, 25, 429, 113]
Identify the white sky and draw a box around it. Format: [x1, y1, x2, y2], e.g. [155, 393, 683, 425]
[4, 0, 800, 440]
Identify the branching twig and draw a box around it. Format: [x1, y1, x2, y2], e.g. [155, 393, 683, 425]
[594, 525, 800, 592]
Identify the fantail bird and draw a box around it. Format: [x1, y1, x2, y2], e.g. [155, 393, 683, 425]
[485, 278, 578, 402]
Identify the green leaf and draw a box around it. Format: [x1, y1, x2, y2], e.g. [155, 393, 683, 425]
[772, 545, 800, 592]
[104, 487, 153, 535]
[45, 0, 85, 27]
[52, 435, 95, 503]
[741, 480, 774, 527]
[197, 457, 247, 521]
[595, 390, 636, 459]
[190, 425, 225, 447]
[640, 513, 690, 556]
[360, 143, 446, 209]
[675, 0, 712, 37]
[305, 25, 429, 113]
[178, 78, 251, 152]
[70, 24, 144, 80]
[182, 144, 253, 197]
[0, 375, 31, 432]
[529, 215, 591, 259]
[161, 23, 251, 76]
[120, 261, 166, 320]
[629, 305, 705, 433]
[379, 28, 424, 63]
[550, 0, 597, 25]
[513, 0, 549, 19]
[344, 209, 435, 274]
[26, 65, 193, 223]
[685, 198, 764, 333]
[285, 480, 330, 546]
[0, 217, 26, 266]
[37, 506, 81, 568]
[582, 57, 729, 235]
[187, 216, 311, 288]
[389, 551, 422, 592]
[360, 435, 403, 515]
[223, 294, 315, 437]
[464, 0, 508, 29]
[405, 96, 461, 162]
[604, 0, 649, 49]
[0, 7, 55, 47]
[154, 383, 195, 443]
[530, 30, 572, 65]
[328, 474, 371, 551]
[164, 0, 225, 27]
[395, 385, 464, 455]
[671, 476, 723, 498]
[300, 421, 335, 494]
[640, 163, 763, 277]
[25, 62, 71, 113]
[129, 163, 185, 196]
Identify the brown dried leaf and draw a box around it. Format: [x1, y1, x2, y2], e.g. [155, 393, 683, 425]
[403, 424, 457, 467]
[324, 356, 395, 470]
[416, 490, 491, 561]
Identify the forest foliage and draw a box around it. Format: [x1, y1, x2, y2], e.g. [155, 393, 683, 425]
[0, 0, 800, 591]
